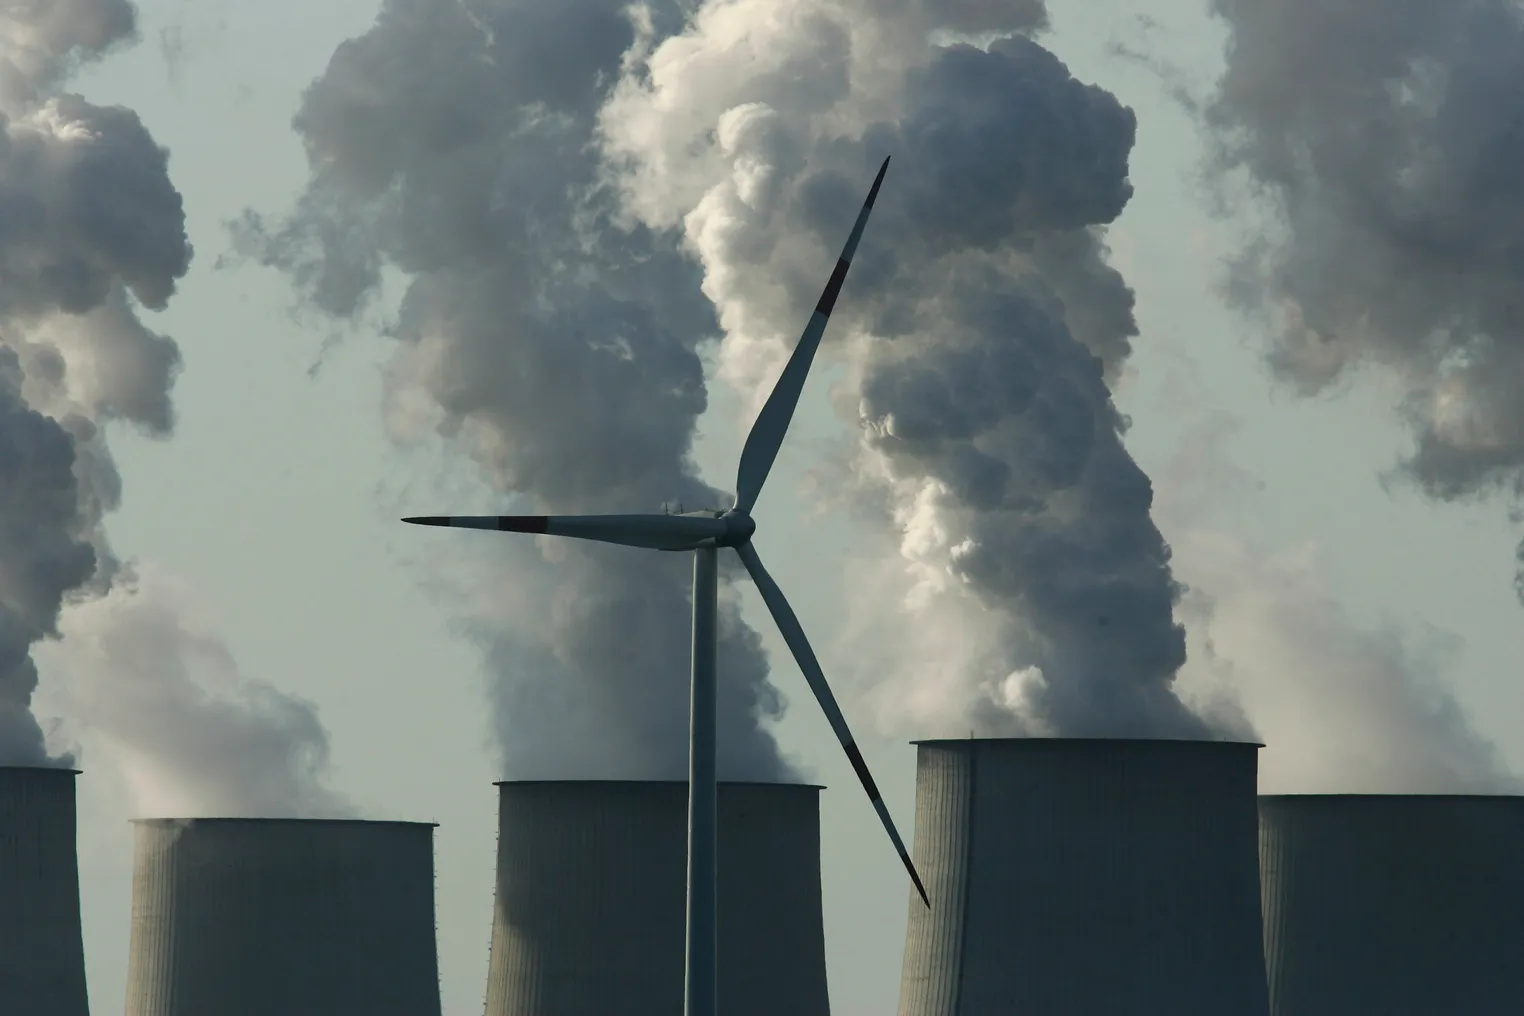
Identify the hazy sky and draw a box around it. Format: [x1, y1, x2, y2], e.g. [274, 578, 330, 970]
[15, 1, 1524, 1014]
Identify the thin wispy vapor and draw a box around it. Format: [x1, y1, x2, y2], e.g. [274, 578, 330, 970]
[44, 566, 353, 817]
[1150, 397, 1517, 793]
[1175, 531, 1519, 794]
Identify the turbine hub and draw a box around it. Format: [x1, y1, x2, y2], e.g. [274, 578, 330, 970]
[717, 509, 756, 547]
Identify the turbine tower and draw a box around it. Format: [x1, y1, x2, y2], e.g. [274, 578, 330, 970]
[404, 156, 922, 1016]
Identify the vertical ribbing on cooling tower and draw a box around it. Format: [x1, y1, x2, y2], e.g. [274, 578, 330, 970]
[482, 781, 829, 1016]
[0, 767, 89, 1016]
[123, 818, 442, 1016]
[896, 747, 973, 1016]
[1259, 794, 1524, 1016]
[897, 739, 1271, 1016]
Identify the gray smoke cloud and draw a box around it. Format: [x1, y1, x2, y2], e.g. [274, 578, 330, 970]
[0, 2, 191, 765]
[601, 1, 1216, 738]
[0, 0, 347, 818]
[235, 0, 794, 780]
[1204, 0, 1524, 600]
[0, 0, 135, 107]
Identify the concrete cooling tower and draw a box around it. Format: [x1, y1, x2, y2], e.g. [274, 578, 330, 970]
[897, 738, 1270, 1016]
[484, 780, 829, 1016]
[0, 767, 89, 1016]
[123, 818, 442, 1016]
[1260, 794, 1524, 1016]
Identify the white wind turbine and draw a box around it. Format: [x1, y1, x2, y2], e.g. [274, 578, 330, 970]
[403, 157, 925, 1016]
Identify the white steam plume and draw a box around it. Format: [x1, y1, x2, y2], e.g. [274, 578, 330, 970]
[1156, 415, 1520, 793]
[45, 565, 352, 817]
[1175, 532, 1519, 794]
[600, 0, 1217, 738]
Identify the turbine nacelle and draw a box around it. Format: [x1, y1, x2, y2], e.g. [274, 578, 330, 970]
[717, 508, 756, 548]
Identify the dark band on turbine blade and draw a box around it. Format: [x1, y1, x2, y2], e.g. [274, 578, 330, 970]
[843, 740, 883, 802]
[814, 259, 852, 317]
[847, 740, 931, 907]
[495, 516, 549, 533]
[813, 157, 888, 317]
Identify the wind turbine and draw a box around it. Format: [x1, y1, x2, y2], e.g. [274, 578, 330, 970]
[402, 156, 925, 1016]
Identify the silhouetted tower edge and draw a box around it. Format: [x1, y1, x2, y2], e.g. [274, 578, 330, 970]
[0, 766, 90, 1016]
[897, 738, 1271, 1016]
[1260, 793, 1524, 1016]
[123, 817, 443, 1016]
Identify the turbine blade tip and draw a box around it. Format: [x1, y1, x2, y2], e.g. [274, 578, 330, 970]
[867, 156, 891, 205]
[402, 516, 449, 526]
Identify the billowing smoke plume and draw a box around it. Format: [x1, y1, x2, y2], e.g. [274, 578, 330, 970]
[601, 1, 1214, 737]
[0, 2, 349, 819]
[45, 565, 352, 816]
[0, 2, 191, 764]
[1204, 0, 1524, 599]
[0, 0, 135, 105]
[236, 0, 793, 780]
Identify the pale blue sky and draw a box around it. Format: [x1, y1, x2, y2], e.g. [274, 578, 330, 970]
[36, 1, 1524, 1014]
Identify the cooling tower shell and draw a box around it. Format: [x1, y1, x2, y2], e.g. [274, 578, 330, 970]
[0, 766, 89, 1016]
[123, 818, 442, 1016]
[897, 738, 1270, 1016]
[483, 780, 829, 1016]
[1259, 794, 1524, 1015]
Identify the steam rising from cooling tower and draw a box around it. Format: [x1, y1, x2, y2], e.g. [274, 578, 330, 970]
[1153, 414, 1520, 795]
[484, 781, 828, 1016]
[242, 0, 1229, 760]
[0, 767, 89, 1016]
[1205, 0, 1524, 600]
[124, 818, 442, 1016]
[236, 0, 792, 781]
[1259, 795, 1524, 1015]
[600, 0, 1217, 738]
[0, 1, 191, 764]
[897, 739, 1270, 1015]
[50, 567, 353, 818]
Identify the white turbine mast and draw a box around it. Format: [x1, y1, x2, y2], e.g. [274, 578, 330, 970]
[403, 156, 923, 1016]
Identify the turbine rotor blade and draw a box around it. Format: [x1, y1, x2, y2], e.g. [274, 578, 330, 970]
[402, 513, 726, 552]
[735, 541, 929, 907]
[733, 156, 890, 514]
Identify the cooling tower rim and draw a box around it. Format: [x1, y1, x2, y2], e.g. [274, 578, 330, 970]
[130, 817, 439, 828]
[494, 779, 824, 790]
[911, 736, 1264, 748]
[1259, 792, 1524, 801]
[0, 765, 82, 775]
